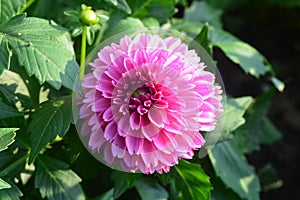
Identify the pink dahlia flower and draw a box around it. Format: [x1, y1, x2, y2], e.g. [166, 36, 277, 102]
[78, 33, 223, 174]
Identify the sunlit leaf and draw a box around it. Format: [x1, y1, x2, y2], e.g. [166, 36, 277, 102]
[210, 28, 270, 77]
[175, 160, 212, 200]
[0, 14, 79, 91]
[270, 76, 285, 92]
[0, 128, 18, 152]
[0, 36, 11, 75]
[0, 178, 10, 190]
[0, 0, 26, 23]
[35, 155, 85, 200]
[0, 182, 22, 199]
[209, 140, 260, 200]
[28, 96, 72, 164]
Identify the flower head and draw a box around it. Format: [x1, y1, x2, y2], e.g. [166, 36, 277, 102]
[78, 33, 223, 174]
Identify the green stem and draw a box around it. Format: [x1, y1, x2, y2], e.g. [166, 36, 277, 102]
[19, 0, 36, 14]
[0, 154, 28, 177]
[79, 26, 87, 81]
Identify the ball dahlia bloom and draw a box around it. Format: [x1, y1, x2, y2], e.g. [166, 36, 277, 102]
[78, 33, 223, 174]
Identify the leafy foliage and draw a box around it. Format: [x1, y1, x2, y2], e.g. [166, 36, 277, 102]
[35, 155, 85, 200]
[0, 182, 23, 199]
[209, 140, 260, 200]
[0, 178, 10, 190]
[0, 0, 26, 23]
[135, 177, 169, 200]
[28, 96, 72, 164]
[174, 160, 212, 200]
[0, 14, 79, 90]
[210, 28, 270, 77]
[0, 128, 18, 152]
[0, 0, 285, 199]
[220, 97, 253, 139]
[0, 35, 11, 75]
[111, 171, 141, 198]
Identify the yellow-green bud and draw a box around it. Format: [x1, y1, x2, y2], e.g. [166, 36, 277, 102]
[79, 7, 99, 26]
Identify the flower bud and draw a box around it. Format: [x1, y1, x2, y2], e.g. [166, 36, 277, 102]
[79, 7, 99, 26]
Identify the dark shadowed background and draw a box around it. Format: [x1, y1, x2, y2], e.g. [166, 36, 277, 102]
[213, 1, 300, 199]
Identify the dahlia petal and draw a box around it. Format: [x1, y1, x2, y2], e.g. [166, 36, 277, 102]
[104, 121, 118, 141]
[88, 127, 105, 151]
[141, 153, 158, 168]
[118, 116, 130, 135]
[155, 151, 177, 166]
[103, 107, 113, 121]
[104, 143, 115, 165]
[112, 143, 126, 158]
[148, 107, 165, 128]
[80, 120, 90, 136]
[78, 33, 224, 174]
[125, 136, 141, 155]
[130, 112, 141, 130]
[141, 122, 160, 141]
[93, 98, 110, 112]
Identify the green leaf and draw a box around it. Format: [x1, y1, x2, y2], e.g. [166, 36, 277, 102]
[174, 160, 212, 200]
[210, 28, 270, 77]
[142, 17, 160, 28]
[0, 0, 26, 23]
[91, 188, 114, 200]
[0, 128, 18, 152]
[105, 17, 146, 38]
[0, 14, 79, 91]
[111, 0, 132, 14]
[0, 70, 31, 110]
[28, 96, 72, 164]
[171, 18, 203, 37]
[210, 176, 240, 200]
[259, 117, 282, 145]
[0, 35, 11, 75]
[129, 0, 176, 23]
[0, 101, 22, 119]
[235, 89, 274, 153]
[209, 140, 260, 200]
[199, 96, 253, 157]
[0, 182, 22, 199]
[194, 23, 212, 55]
[221, 96, 253, 140]
[35, 155, 85, 200]
[184, 1, 223, 28]
[0, 178, 10, 190]
[86, 27, 95, 45]
[205, 0, 235, 10]
[135, 177, 168, 200]
[270, 76, 285, 92]
[111, 171, 141, 199]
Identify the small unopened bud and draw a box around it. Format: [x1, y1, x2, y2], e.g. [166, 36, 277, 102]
[79, 7, 99, 26]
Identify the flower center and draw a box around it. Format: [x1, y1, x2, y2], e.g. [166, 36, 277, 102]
[129, 83, 157, 115]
